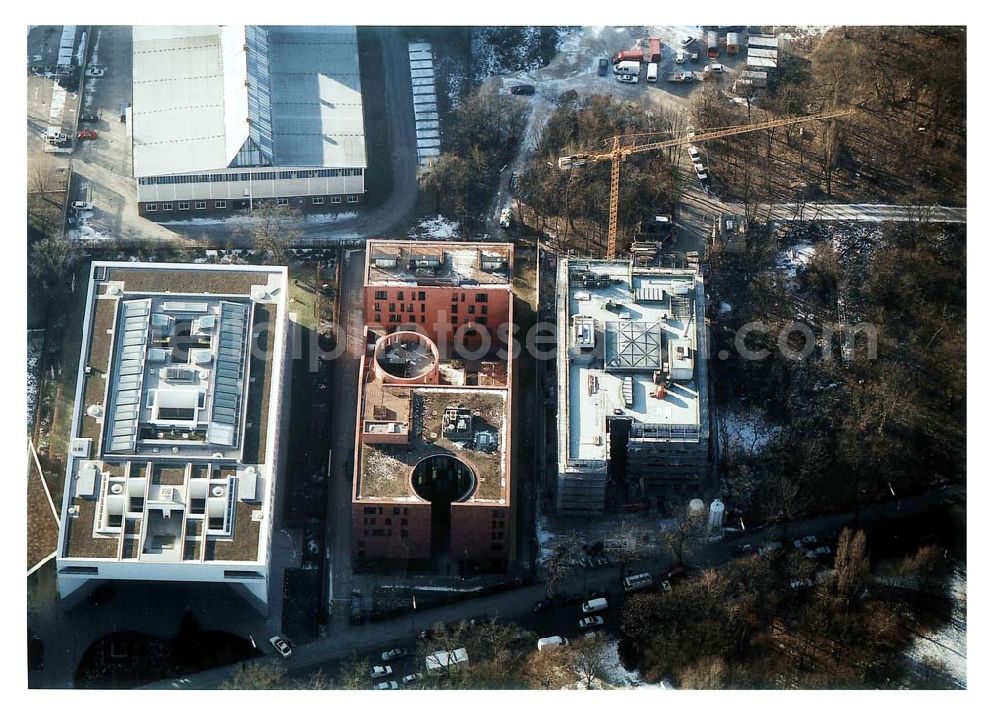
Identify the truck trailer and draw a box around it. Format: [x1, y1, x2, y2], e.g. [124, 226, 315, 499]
[706, 31, 720, 58]
[649, 38, 662, 63]
[726, 32, 740, 55]
[613, 49, 644, 64]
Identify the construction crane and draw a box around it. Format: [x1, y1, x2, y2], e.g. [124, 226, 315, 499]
[557, 108, 854, 259]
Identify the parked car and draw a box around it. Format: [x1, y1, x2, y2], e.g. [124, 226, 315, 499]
[598, 58, 609, 76]
[77, 129, 98, 140]
[71, 201, 93, 211]
[694, 163, 709, 181]
[579, 616, 605, 630]
[374, 680, 399, 690]
[687, 146, 702, 163]
[689, 50, 700, 63]
[757, 541, 783, 556]
[79, 112, 99, 123]
[510, 84, 535, 95]
[616, 74, 638, 84]
[793, 535, 819, 549]
[370, 665, 393, 680]
[381, 647, 408, 662]
[806, 546, 833, 559]
[401, 673, 421, 686]
[268, 635, 292, 658]
[533, 598, 555, 613]
[680, 35, 697, 48]
[85, 66, 105, 78]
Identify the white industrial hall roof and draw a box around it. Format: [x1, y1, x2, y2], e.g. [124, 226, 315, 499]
[132, 25, 366, 178]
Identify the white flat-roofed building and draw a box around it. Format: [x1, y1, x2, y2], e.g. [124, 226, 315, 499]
[55, 262, 290, 611]
[556, 260, 710, 514]
[132, 25, 366, 218]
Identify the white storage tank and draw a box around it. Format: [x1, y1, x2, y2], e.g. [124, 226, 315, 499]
[709, 499, 725, 531]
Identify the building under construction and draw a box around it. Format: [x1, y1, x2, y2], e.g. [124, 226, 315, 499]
[555, 259, 709, 514]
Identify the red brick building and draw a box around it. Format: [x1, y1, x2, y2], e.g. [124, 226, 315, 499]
[351, 241, 515, 570]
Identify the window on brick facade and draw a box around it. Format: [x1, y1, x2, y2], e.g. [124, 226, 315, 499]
[401, 518, 408, 526]
[385, 518, 392, 526]
[491, 543, 504, 551]
[364, 507, 377, 515]
[401, 530, 408, 538]
[451, 304, 458, 314]
[481, 306, 488, 315]
[178, 202, 190, 210]
[418, 291, 426, 300]
[397, 291, 404, 300]
[375, 290, 388, 300]
[476, 293, 488, 302]
[468, 305, 475, 314]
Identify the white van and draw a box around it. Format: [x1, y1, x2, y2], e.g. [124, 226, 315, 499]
[613, 60, 641, 76]
[581, 597, 608, 613]
[646, 62, 658, 83]
[537, 636, 569, 652]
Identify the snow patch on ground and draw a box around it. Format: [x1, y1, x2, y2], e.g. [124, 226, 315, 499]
[776, 242, 816, 279]
[595, 639, 672, 689]
[410, 214, 460, 240]
[904, 565, 967, 687]
[27, 331, 44, 431]
[720, 405, 778, 457]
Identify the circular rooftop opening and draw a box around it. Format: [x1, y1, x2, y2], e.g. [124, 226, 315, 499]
[374, 331, 439, 385]
[411, 454, 476, 503]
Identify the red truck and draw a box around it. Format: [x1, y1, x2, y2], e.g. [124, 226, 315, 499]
[612, 49, 644, 64]
[649, 38, 662, 63]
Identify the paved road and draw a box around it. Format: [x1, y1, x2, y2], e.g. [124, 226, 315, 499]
[157, 27, 419, 246]
[679, 190, 967, 225]
[145, 482, 963, 688]
[761, 203, 967, 223]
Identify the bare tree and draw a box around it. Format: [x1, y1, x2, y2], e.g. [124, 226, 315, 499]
[249, 203, 302, 263]
[336, 654, 373, 689]
[572, 636, 611, 689]
[660, 504, 705, 565]
[833, 527, 870, 607]
[29, 235, 80, 296]
[220, 661, 289, 689]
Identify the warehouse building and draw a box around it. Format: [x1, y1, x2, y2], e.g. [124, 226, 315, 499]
[132, 26, 366, 219]
[555, 259, 710, 514]
[55, 262, 290, 611]
[351, 241, 516, 572]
